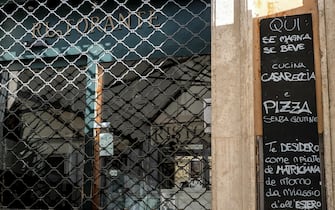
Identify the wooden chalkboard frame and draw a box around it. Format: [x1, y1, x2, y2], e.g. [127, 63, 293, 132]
[254, 5, 326, 210]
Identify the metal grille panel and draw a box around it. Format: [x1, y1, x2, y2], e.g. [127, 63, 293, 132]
[0, 0, 211, 209]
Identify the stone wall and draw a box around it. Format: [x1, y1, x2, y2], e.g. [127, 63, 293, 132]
[211, 0, 335, 209]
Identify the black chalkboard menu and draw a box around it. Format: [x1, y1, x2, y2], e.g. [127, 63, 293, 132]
[260, 14, 324, 210]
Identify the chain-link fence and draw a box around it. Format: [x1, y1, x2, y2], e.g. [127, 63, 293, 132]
[0, 0, 211, 209]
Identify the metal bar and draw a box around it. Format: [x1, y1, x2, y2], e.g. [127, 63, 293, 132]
[93, 64, 103, 209]
[83, 58, 97, 210]
[257, 135, 264, 210]
[0, 70, 8, 207]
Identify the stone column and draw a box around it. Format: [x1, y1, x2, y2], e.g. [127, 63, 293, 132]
[211, 0, 334, 209]
[322, 0, 335, 208]
[211, 0, 256, 209]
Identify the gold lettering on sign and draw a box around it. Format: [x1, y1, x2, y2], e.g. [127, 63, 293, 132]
[104, 16, 116, 30]
[78, 18, 89, 34]
[118, 13, 130, 29]
[136, 11, 146, 29]
[65, 19, 75, 36]
[90, 16, 102, 33]
[45, 22, 63, 38]
[148, 10, 160, 28]
[32, 22, 42, 38]
[31, 10, 160, 38]
[44, 22, 56, 38]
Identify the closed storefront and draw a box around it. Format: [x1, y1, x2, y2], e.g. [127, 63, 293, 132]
[0, 0, 211, 209]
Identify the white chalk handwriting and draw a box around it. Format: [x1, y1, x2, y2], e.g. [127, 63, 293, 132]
[261, 71, 315, 82]
[276, 165, 320, 175]
[263, 100, 312, 115]
[263, 115, 317, 124]
[269, 17, 301, 33]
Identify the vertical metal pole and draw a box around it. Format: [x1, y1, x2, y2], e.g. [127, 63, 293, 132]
[0, 70, 8, 206]
[257, 136, 264, 210]
[83, 59, 98, 210]
[93, 65, 103, 209]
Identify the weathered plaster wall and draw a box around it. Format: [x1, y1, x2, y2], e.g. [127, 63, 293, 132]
[323, 0, 335, 208]
[211, 0, 256, 209]
[211, 0, 335, 209]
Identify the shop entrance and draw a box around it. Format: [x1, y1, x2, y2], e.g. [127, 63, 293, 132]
[0, 55, 211, 209]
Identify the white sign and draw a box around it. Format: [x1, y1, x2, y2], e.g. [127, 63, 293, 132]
[99, 132, 113, 156]
[204, 98, 211, 133]
[109, 169, 118, 177]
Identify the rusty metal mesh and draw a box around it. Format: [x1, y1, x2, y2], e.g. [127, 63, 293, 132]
[0, 0, 211, 209]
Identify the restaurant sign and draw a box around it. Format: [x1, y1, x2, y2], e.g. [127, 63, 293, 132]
[0, 0, 210, 61]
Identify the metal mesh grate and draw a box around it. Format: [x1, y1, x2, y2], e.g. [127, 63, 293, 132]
[0, 0, 211, 209]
